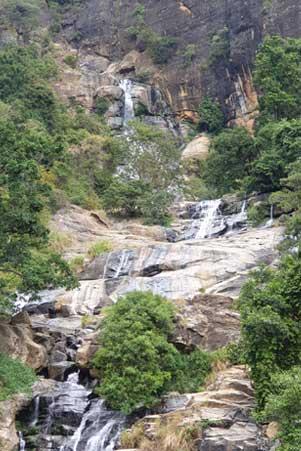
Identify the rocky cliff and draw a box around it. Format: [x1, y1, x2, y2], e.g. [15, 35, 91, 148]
[53, 0, 301, 126]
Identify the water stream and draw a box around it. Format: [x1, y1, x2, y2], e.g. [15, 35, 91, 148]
[119, 79, 135, 125]
[19, 371, 124, 451]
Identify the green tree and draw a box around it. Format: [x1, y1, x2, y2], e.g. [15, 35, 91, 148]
[198, 97, 225, 134]
[254, 36, 301, 123]
[102, 121, 182, 224]
[204, 127, 257, 196]
[93, 291, 212, 413]
[239, 257, 301, 408]
[0, 108, 76, 312]
[263, 367, 301, 450]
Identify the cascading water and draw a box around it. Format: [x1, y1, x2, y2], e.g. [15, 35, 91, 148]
[18, 432, 26, 451]
[264, 204, 274, 228]
[119, 79, 135, 125]
[170, 198, 249, 242]
[180, 199, 226, 240]
[194, 199, 225, 239]
[18, 373, 125, 450]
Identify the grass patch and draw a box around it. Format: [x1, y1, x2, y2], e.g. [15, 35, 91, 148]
[0, 353, 37, 401]
[87, 240, 112, 258]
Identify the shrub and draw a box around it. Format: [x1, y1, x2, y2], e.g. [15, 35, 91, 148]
[69, 255, 85, 273]
[239, 256, 301, 408]
[208, 27, 230, 66]
[0, 353, 37, 401]
[93, 291, 212, 414]
[198, 97, 225, 134]
[203, 127, 257, 196]
[263, 367, 301, 449]
[63, 54, 78, 69]
[87, 240, 112, 258]
[134, 101, 149, 116]
[94, 97, 109, 116]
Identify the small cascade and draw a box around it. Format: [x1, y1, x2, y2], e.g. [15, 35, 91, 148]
[18, 432, 26, 451]
[264, 204, 274, 228]
[18, 371, 125, 451]
[195, 199, 225, 239]
[114, 249, 131, 279]
[180, 199, 226, 240]
[168, 198, 249, 242]
[29, 395, 40, 427]
[119, 79, 135, 125]
[226, 199, 248, 232]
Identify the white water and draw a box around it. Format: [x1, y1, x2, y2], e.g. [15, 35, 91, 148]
[195, 199, 224, 239]
[264, 204, 274, 228]
[119, 79, 135, 124]
[18, 432, 26, 451]
[29, 395, 40, 427]
[19, 371, 125, 451]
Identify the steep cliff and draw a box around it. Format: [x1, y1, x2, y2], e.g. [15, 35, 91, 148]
[54, 0, 301, 125]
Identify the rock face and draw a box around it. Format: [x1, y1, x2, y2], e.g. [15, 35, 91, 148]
[78, 227, 282, 305]
[0, 315, 47, 371]
[120, 366, 271, 450]
[55, 0, 300, 125]
[174, 295, 240, 351]
[0, 395, 27, 451]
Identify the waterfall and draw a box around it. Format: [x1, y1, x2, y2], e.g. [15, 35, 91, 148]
[18, 432, 26, 451]
[119, 79, 135, 125]
[195, 200, 224, 239]
[29, 395, 40, 427]
[264, 204, 274, 228]
[19, 372, 125, 451]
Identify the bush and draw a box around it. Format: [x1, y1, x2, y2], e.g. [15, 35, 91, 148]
[87, 240, 112, 258]
[63, 54, 78, 68]
[239, 256, 301, 408]
[94, 97, 109, 116]
[263, 367, 301, 450]
[204, 127, 257, 196]
[93, 291, 212, 413]
[198, 97, 225, 134]
[0, 353, 37, 401]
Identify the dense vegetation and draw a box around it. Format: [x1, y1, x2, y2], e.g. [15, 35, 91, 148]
[93, 291, 212, 414]
[210, 36, 301, 451]
[199, 36, 301, 200]
[0, 353, 36, 400]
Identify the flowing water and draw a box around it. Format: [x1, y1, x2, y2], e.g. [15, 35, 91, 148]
[119, 79, 135, 124]
[18, 372, 125, 450]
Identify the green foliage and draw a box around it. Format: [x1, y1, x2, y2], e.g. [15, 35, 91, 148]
[94, 97, 109, 116]
[263, 367, 301, 450]
[246, 119, 301, 193]
[87, 240, 112, 258]
[63, 54, 78, 68]
[102, 121, 182, 224]
[127, 8, 177, 64]
[0, 0, 42, 35]
[239, 257, 301, 408]
[93, 291, 212, 414]
[182, 44, 197, 67]
[198, 97, 225, 134]
[204, 127, 257, 196]
[0, 353, 36, 400]
[208, 27, 230, 66]
[254, 36, 301, 123]
[134, 101, 149, 117]
[247, 203, 269, 226]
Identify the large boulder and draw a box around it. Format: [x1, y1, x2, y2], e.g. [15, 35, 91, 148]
[174, 294, 240, 351]
[0, 319, 47, 371]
